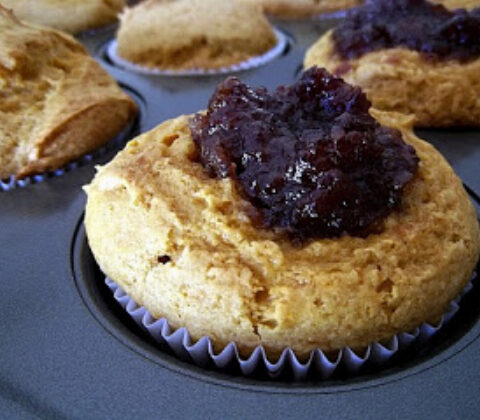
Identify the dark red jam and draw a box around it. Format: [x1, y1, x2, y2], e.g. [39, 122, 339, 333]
[333, 0, 480, 61]
[190, 67, 419, 240]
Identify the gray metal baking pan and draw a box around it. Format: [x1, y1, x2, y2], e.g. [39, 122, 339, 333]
[1, 18, 479, 419]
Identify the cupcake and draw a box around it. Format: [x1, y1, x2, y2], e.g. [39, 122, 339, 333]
[304, 0, 480, 127]
[246, 0, 362, 18]
[0, 6, 137, 181]
[84, 68, 480, 361]
[115, 0, 279, 72]
[1, 0, 126, 34]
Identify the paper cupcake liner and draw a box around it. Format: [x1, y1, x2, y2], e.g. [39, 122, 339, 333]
[313, 4, 362, 19]
[0, 120, 135, 192]
[105, 275, 474, 381]
[273, 6, 354, 20]
[313, 9, 349, 19]
[106, 29, 288, 76]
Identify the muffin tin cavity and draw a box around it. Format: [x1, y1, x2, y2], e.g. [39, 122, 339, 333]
[3, 15, 480, 418]
[72, 202, 480, 387]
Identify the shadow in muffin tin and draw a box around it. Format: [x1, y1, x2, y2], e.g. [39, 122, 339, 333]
[416, 128, 480, 165]
[68, 18, 480, 391]
[71, 192, 480, 391]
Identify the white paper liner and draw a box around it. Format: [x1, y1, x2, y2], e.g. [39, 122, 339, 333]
[105, 275, 473, 381]
[313, 9, 350, 19]
[106, 29, 288, 76]
[272, 5, 357, 20]
[0, 120, 135, 192]
[313, 4, 364, 20]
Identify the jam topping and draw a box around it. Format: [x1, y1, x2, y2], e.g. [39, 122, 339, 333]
[333, 0, 480, 61]
[190, 67, 419, 240]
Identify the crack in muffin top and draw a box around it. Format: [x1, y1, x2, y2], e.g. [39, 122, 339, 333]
[190, 67, 419, 240]
[333, 0, 480, 61]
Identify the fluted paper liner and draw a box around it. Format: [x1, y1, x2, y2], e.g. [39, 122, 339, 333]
[106, 29, 288, 76]
[0, 120, 135, 192]
[105, 275, 473, 381]
[314, 9, 350, 19]
[271, 6, 356, 20]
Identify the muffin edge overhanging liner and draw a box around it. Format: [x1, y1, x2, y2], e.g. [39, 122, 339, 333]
[104, 273, 474, 381]
[0, 118, 136, 192]
[106, 29, 288, 76]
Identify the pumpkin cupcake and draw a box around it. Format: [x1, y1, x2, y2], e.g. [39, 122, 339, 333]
[85, 68, 479, 359]
[1, 0, 125, 34]
[304, 0, 480, 127]
[0, 7, 137, 180]
[115, 0, 279, 72]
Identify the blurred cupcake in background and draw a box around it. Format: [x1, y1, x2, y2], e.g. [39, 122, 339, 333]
[304, 0, 480, 127]
[0, 0, 126, 34]
[0, 6, 137, 183]
[113, 0, 283, 73]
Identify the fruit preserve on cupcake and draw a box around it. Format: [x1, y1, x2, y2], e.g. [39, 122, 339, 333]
[305, 0, 480, 127]
[85, 67, 479, 361]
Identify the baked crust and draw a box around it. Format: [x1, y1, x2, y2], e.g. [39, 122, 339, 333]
[85, 111, 480, 359]
[116, 0, 277, 70]
[246, 0, 361, 18]
[1, 0, 125, 34]
[250, 0, 478, 18]
[0, 7, 137, 179]
[304, 31, 480, 127]
[433, 0, 480, 9]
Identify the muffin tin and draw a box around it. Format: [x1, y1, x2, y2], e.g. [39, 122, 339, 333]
[1, 18, 480, 418]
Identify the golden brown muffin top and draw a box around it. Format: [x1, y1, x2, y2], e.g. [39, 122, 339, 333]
[85, 110, 479, 358]
[304, 30, 480, 127]
[251, 0, 478, 18]
[0, 0, 125, 34]
[434, 0, 480, 9]
[0, 7, 136, 179]
[244, 0, 362, 18]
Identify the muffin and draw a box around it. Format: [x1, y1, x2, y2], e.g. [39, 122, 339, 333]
[246, 0, 362, 18]
[115, 0, 278, 71]
[304, 0, 480, 127]
[85, 68, 479, 360]
[0, 0, 125, 34]
[0, 7, 137, 180]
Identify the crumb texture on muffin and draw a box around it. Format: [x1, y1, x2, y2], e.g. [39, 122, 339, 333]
[0, 7, 137, 179]
[433, 0, 480, 9]
[245, 0, 361, 18]
[304, 31, 480, 127]
[1, 0, 125, 34]
[85, 110, 479, 359]
[116, 0, 277, 70]
[251, 0, 479, 17]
